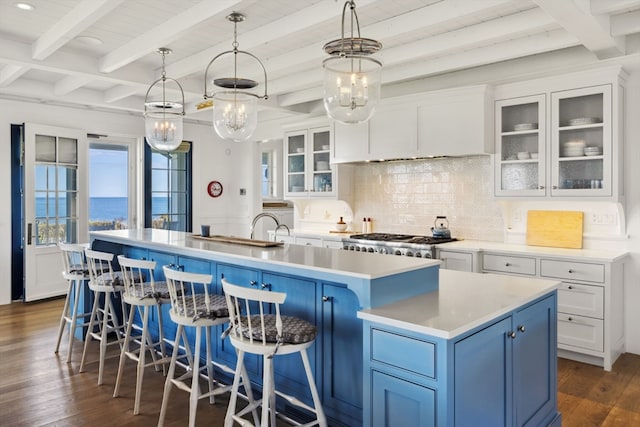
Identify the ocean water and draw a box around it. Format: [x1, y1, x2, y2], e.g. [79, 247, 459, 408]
[36, 197, 169, 221]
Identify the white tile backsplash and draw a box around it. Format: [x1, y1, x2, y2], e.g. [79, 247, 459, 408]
[353, 156, 504, 241]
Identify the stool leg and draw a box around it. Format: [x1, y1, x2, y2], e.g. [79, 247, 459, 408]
[98, 291, 114, 385]
[133, 305, 150, 415]
[156, 304, 168, 376]
[54, 279, 73, 355]
[225, 349, 245, 427]
[158, 324, 183, 427]
[205, 325, 215, 404]
[261, 356, 273, 427]
[66, 278, 84, 363]
[189, 325, 202, 427]
[113, 303, 135, 398]
[301, 348, 327, 427]
[79, 290, 100, 373]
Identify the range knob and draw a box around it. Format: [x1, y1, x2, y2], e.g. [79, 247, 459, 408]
[406, 251, 414, 257]
[395, 250, 402, 256]
[379, 247, 388, 254]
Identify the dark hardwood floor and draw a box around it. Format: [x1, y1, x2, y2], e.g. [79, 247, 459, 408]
[2, 298, 640, 426]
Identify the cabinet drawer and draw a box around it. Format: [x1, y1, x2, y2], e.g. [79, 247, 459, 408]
[540, 259, 604, 283]
[371, 328, 435, 379]
[558, 313, 604, 352]
[558, 282, 604, 319]
[482, 254, 536, 276]
[438, 250, 473, 272]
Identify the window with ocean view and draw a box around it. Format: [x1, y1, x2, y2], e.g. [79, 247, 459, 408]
[89, 142, 131, 231]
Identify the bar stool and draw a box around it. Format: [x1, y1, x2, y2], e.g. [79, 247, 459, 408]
[79, 248, 128, 385]
[159, 266, 253, 427]
[221, 278, 327, 427]
[55, 243, 91, 363]
[112, 255, 171, 415]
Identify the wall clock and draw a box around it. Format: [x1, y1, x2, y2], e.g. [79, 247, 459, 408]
[207, 180, 223, 198]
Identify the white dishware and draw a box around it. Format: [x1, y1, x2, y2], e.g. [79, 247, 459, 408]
[513, 123, 537, 131]
[316, 161, 329, 170]
[562, 140, 585, 157]
[321, 144, 330, 151]
[568, 117, 600, 126]
[295, 147, 304, 153]
[584, 146, 602, 156]
[517, 151, 530, 160]
[530, 152, 538, 159]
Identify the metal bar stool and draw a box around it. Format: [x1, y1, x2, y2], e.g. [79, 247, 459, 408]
[221, 278, 327, 427]
[79, 248, 128, 385]
[112, 255, 171, 415]
[158, 266, 254, 427]
[55, 243, 91, 363]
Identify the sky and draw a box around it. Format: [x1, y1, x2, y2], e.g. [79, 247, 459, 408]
[89, 148, 128, 197]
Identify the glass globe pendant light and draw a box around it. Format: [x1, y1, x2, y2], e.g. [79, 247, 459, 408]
[204, 12, 268, 142]
[323, 1, 382, 124]
[144, 48, 185, 152]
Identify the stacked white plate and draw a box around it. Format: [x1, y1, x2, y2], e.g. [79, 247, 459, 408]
[562, 140, 585, 157]
[584, 146, 603, 156]
[568, 117, 600, 126]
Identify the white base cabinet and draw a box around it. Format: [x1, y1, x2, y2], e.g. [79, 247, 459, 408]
[437, 242, 626, 371]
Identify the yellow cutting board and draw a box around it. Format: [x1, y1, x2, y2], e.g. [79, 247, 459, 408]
[526, 210, 584, 249]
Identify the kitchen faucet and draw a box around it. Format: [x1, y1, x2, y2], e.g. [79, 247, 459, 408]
[274, 223, 291, 237]
[250, 212, 281, 239]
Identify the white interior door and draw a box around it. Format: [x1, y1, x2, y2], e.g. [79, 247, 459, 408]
[23, 123, 87, 301]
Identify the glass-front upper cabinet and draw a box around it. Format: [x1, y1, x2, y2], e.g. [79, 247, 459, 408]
[284, 126, 334, 197]
[495, 94, 546, 196]
[550, 85, 611, 197]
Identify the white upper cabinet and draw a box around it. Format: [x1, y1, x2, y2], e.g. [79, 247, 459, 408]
[494, 67, 625, 201]
[331, 85, 493, 163]
[551, 85, 612, 197]
[495, 94, 547, 197]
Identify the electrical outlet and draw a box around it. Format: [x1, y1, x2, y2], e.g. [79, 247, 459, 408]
[591, 213, 617, 225]
[512, 209, 522, 223]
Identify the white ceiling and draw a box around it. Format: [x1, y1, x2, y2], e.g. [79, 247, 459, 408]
[0, 0, 639, 124]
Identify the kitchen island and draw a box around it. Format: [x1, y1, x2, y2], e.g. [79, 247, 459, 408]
[358, 270, 561, 427]
[90, 228, 441, 426]
[90, 229, 560, 427]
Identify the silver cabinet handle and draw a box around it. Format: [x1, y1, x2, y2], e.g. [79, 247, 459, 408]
[261, 282, 271, 290]
[505, 262, 512, 267]
[518, 325, 525, 333]
[552, 185, 558, 189]
[568, 269, 574, 273]
[250, 280, 257, 287]
[538, 185, 545, 189]
[508, 331, 516, 339]
[322, 295, 331, 302]
[568, 285, 573, 290]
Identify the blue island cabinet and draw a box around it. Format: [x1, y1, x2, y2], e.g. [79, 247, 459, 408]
[98, 243, 364, 426]
[362, 293, 562, 427]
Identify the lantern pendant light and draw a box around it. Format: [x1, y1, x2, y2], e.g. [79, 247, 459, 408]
[204, 12, 268, 142]
[144, 48, 185, 152]
[323, 0, 382, 124]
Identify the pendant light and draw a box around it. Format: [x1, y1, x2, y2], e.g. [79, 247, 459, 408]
[322, 0, 382, 124]
[204, 12, 268, 142]
[144, 48, 185, 152]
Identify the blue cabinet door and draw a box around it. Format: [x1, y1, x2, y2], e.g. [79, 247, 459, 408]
[371, 370, 436, 427]
[216, 264, 260, 376]
[513, 295, 557, 427]
[263, 272, 317, 407]
[321, 283, 363, 424]
[122, 245, 148, 261]
[454, 316, 513, 427]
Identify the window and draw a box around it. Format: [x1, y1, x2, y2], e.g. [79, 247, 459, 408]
[260, 139, 283, 200]
[34, 134, 79, 244]
[88, 139, 135, 230]
[144, 142, 192, 231]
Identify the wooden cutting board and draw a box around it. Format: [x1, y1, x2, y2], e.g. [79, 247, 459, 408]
[526, 210, 584, 249]
[192, 235, 283, 247]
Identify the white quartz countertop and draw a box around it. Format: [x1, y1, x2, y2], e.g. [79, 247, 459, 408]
[438, 239, 628, 262]
[358, 269, 559, 339]
[91, 229, 440, 280]
[269, 229, 356, 240]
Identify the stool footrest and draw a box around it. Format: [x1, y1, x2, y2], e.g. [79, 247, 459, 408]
[275, 389, 318, 415]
